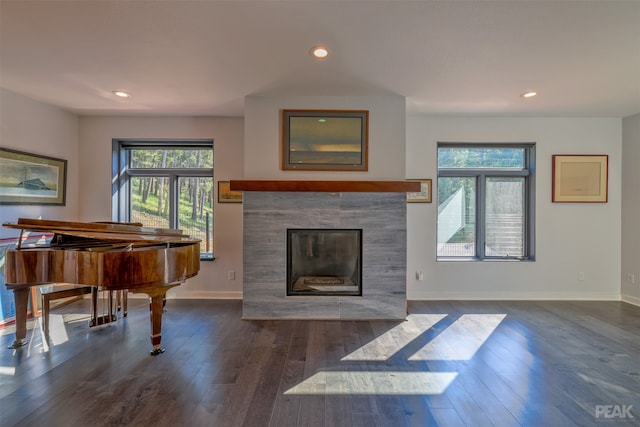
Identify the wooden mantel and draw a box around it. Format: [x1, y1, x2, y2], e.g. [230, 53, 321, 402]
[229, 180, 421, 193]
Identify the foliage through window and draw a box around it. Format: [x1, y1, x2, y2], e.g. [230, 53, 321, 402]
[437, 143, 535, 260]
[112, 140, 214, 260]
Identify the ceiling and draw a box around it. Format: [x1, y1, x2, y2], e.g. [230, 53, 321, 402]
[1, 0, 639, 118]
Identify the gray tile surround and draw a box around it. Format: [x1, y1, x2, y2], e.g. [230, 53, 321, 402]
[242, 191, 407, 320]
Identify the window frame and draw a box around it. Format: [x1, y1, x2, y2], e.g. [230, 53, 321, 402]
[112, 139, 214, 260]
[437, 142, 536, 261]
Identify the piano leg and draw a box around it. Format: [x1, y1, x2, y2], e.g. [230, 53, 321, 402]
[9, 287, 30, 349]
[135, 284, 179, 356]
[149, 294, 165, 355]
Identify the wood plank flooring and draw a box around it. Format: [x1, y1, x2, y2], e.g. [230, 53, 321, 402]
[1, 299, 639, 426]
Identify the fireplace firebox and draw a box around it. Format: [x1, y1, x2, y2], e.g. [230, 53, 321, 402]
[287, 229, 362, 296]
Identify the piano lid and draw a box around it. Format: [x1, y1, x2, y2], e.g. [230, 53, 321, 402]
[3, 218, 201, 244]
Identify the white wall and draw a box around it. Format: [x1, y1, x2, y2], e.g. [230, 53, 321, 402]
[1, 88, 631, 302]
[244, 95, 406, 180]
[621, 113, 640, 305]
[406, 116, 622, 300]
[78, 116, 244, 299]
[0, 89, 79, 241]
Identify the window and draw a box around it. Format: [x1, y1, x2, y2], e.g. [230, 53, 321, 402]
[437, 143, 535, 261]
[112, 139, 214, 260]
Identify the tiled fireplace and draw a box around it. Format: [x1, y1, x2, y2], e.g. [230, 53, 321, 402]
[232, 180, 416, 320]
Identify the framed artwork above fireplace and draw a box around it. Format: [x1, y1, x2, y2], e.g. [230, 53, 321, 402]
[281, 109, 369, 171]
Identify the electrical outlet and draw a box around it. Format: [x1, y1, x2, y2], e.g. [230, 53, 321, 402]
[578, 271, 585, 281]
[416, 271, 424, 281]
[228, 270, 235, 280]
[626, 274, 636, 284]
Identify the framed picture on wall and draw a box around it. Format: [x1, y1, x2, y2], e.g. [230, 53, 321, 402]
[552, 154, 608, 203]
[217, 180, 243, 203]
[0, 147, 67, 205]
[281, 109, 369, 171]
[407, 179, 432, 203]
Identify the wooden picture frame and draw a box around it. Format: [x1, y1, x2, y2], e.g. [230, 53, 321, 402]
[0, 147, 67, 205]
[217, 180, 242, 203]
[407, 179, 432, 203]
[281, 109, 369, 171]
[552, 154, 608, 203]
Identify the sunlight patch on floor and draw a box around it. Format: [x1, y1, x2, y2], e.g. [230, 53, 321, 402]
[0, 366, 16, 376]
[40, 313, 92, 351]
[341, 314, 447, 361]
[288, 313, 507, 395]
[578, 372, 636, 395]
[45, 314, 70, 347]
[409, 314, 506, 361]
[284, 371, 458, 395]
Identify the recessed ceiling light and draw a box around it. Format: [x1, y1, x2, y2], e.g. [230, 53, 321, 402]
[521, 91, 537, 99]
[112, 90, 131, 98]
[310, 46, 329, 59]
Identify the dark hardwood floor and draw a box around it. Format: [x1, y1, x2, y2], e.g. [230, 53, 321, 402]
[1, 298, 639, 426]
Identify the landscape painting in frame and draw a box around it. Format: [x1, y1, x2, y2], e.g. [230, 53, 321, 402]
[407, 179, 432, 203]
[217, 181, 242, 203]
[282, 109, 368, 171]
[0, 147, 67, 205]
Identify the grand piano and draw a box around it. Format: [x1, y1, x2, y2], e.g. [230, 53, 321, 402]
[3, 218, 200, 355]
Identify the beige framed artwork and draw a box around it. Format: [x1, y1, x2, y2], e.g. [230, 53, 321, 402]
[217, 181, 242, 203]
[552, 154, 608, 203]
[281, 109, 369, 171]
[407, 179, 432, 203]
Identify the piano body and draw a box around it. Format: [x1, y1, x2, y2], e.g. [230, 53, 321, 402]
[3, 218, 200, 355]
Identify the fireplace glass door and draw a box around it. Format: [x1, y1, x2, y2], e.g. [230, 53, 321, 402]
[287, 229, 362, 296]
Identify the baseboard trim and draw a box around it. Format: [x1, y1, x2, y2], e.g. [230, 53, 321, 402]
[407, 291, 622, 301]
[126, 291, 635, 304]
[621, 294, 640, 307]
[127, 291, 243, 300]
